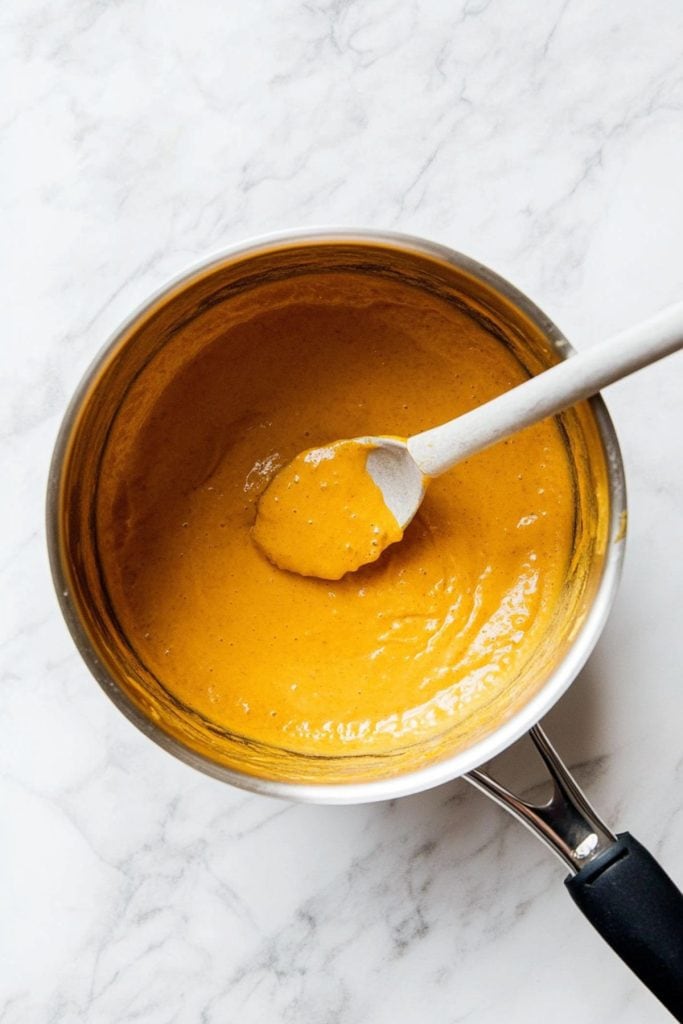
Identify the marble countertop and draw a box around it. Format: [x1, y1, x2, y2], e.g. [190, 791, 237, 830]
[3, 1, 682, 1021]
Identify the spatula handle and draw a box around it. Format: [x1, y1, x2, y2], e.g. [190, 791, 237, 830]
[408, 301, 683, 478]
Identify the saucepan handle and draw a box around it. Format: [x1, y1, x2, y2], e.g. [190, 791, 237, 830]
[466, 725, 683, 1020]
[566, 832, 683, 1019]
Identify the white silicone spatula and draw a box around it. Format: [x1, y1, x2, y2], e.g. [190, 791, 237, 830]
[365, 301, 683, 530]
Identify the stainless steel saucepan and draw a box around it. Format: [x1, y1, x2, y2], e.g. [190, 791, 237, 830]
[47, 230, 683, 1018]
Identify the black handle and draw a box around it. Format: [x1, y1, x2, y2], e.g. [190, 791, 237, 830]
[566, 833, 683, 1019]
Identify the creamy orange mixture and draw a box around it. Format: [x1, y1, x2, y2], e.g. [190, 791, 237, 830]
[97, 284, 575, 756]
[253, 440, 404, 579]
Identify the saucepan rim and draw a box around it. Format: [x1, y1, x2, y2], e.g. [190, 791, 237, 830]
[46, 227, 627, 804]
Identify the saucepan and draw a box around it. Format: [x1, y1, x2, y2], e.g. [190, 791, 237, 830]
[46, 230, 683, 1018]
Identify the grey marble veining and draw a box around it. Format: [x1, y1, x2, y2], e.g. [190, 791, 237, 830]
[2, 1, 682, 1021]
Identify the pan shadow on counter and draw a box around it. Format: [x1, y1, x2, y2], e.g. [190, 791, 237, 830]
[193, 632, 638, 1024]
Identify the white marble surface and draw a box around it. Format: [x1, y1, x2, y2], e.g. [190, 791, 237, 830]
[2, 1, 682, 1020]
